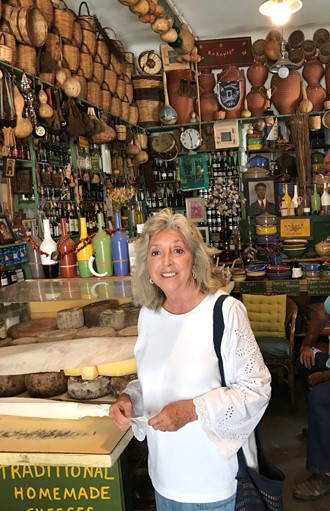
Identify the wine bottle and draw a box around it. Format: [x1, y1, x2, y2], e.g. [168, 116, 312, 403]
[302, 186, 311, 216]
[311, 183, 321, 215]
[111, 211, 129, 276]
[58, 218, 77, 278]
[40, 218, 59, 278]
[92, 213, 113, 276]
[76, 217, 93, 277]
[321, 182, 330, 215]
[27, 221, 45, 279]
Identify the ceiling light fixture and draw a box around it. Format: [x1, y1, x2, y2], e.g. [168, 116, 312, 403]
[269, 36, 297, 78]
[259, 0, 303, 25]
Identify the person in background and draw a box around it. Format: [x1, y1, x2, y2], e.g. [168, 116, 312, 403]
[249, 182, 276, 217]
[293, 296, 330, 501]
[109, 208, 271, 511]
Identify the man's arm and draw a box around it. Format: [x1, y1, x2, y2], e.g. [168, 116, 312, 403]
[300, 301, 330, 369]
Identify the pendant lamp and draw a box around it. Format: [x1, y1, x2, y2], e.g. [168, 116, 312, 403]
[269, 36, 297, 78]
[259, 0, 303, 25]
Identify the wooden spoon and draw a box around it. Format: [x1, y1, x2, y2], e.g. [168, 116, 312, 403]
[299, 82, 313, 113]
[159, 70, 177, 125]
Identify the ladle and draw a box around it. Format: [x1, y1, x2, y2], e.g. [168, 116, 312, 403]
[159, 70, 177, 125]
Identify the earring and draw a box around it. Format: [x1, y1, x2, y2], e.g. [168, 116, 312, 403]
[149, 278, 154, 285]
[192, 270, 197, 280]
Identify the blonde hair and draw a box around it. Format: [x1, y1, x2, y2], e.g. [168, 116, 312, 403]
[133, 208, 219, 310]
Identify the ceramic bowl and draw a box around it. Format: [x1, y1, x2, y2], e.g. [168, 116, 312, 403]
[256, 225, 277, 235]
[266, 265, 291, 273]
[256, 234, 278, 244]
[283, 246, 307, 258]
[266, 272, 291, 280]
[246, 264, 267, 272]
[305, 263, 321, 272]
[255, 213, 278, 226]
[306, 270, 321, 279]
[283, 239, 309, 246]
[248, 155, 269, 168]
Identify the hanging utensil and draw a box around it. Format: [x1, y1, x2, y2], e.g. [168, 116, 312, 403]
[159, 70, 177, 125]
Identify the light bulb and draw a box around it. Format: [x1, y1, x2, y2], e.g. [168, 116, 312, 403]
[271, 4, 291, 24]
[278, 66, 289, 79]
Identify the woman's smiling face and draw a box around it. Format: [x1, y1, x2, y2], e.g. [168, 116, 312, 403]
[147, 228, 194, 295]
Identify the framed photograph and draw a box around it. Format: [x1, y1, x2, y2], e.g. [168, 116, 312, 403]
[279, 217, 312, 239]
[4, 157, 16, 177]
[185, 197, 206, 223]
[244, 177, 278, 219]
[0, 214, 15, 244]
[198, 225, 210, 246]
[160, 44, 190, 71]
[14, 167, 32, 194]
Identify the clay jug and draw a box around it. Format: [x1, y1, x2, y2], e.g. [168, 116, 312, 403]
[247, 62, 268, 88]
[217, 65, 245, 119]
[167, 69, 195, 124]
[200, 92, 220, 121]
[246, 87, 267, 117]
[199, 69, 216, 93]
[302, 57, 325, 85]
[306, 83, 327, 111]
[271, 71, 301, 115]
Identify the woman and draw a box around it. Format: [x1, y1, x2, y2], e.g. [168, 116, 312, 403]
[109, 208, 271, 511]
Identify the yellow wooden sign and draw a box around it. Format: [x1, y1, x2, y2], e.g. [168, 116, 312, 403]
[279, 217, 311, 239]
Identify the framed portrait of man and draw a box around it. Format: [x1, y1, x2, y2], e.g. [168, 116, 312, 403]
[244, 176, 278, 218]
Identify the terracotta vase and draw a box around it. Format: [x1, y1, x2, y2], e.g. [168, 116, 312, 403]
[302, 57, 325, 85]
[247, 62, 268, 88]
[306, 83, 327, 111]
[246, 87, 267, 117]
[167, 69, 195, 124]
[217, 65, 245, 119]
[200, 92, 220, 121]
[271, 71, 301, 115]
[325, 63, 330, 94]
[199, 70, 216, 93]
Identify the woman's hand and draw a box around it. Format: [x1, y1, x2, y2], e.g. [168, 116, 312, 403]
[148, 399, 197, 432]
[300, 345, 316, 369]
[109, 393, 133, 431]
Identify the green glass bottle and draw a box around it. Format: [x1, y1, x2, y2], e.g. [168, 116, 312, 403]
[92, 213, 113, 276]
[311, 183, 321, 215]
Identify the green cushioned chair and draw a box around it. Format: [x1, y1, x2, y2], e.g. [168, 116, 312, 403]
[242, 294, 298, 407]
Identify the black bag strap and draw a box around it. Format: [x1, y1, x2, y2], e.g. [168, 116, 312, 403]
[213, 294, 262, 475]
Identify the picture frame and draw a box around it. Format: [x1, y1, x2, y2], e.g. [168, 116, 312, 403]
[198, 225, 210, 246]
[279, 217, 312, 239]
[14, 168, 32, 194]
[244, 176, 278, 219]
[195, 37, 253, 69]
[4, 157, 16, 178]
[0, 214, 15, 245]
[185, 197, 206, 223]
[160, 44, 190, 71]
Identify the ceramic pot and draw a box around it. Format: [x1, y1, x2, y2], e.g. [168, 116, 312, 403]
[306, 83, 327, 112]
[217, 65, 245, 119]
[199, 92, 220, 121]
[167, 69, 195, 124]
[302, 57, 325, 85]
[271, 71, 301, 115]
[246, 87, 267, 117]
[199, 70, 215, 93]
[247, 62, 268, 88]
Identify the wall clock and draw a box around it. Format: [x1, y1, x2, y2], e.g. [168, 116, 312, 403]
[180, 128, 202, 151]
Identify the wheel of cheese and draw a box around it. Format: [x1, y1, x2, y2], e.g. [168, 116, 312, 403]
[25, 371, 68, 398]
[117, 325, 138, 337]
[97, 358, 137, 376]
[111, 374, 137, 398]
[56, 307, 84, 330]
[0, 375, 26, 396]
[100, 309, 125, 330]
[74, 326, 117, 338]
[82, 300, 120, 327]
[8, 318, 57, 339]
[11, 336, 38, 345]
[67, 376, 112, 400]
[38, 329, 78, 343]
[0, 337, 12, 347]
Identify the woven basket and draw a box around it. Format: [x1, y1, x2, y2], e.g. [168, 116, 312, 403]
[81, 27, 96, 56]
[96, 39, 110, 67]
[63, 41, 80, 72]
[0, 30, 16, 65]
[35, 0, 54, 29]
[110, 53, 124, 77]
[72, 71, 86, 99]
[100, 83, 111, 112]
[39, 71, 55, 84]
[132, 75, 163, 127]
[110, 94, 122, 117]
[104, 66, 117, 94]
[72, 19, 82, 48]
[86, 79, 101, 107]
[0, 33, 13, 64]
[10, 5, 48, 47]
[121, 96, 130, 122]
[77, 1, 96, 31]
[125, 81, 133, 104]
[116, 77, 125, 100]
[16, 43, 36, 75]
[45, 30, 62, 62]
[53, 6, 75, 40]
[93, 61, 104, 85]
[79, 51, 93, 80]
[129, 103, 139, 125]
[2, 3, 13, 22]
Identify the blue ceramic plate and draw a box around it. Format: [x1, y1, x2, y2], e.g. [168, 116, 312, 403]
[248, 155, 269, 168]
[256, 234, 278, 244]
[246, 264, 267, 272]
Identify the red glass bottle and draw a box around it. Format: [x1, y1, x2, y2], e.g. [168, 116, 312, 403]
[58, 218, 77, 278]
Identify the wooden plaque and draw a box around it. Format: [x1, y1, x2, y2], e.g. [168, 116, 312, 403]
[196, 37, 253, 69]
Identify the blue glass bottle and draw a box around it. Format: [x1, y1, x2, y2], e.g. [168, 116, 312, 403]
[111, 211, 129, 276]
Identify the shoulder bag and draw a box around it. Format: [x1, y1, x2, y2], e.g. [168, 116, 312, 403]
[213, 295, 285, 511]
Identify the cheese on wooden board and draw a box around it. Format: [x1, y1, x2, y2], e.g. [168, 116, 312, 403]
[97, 358, 137, 376]
[74, 326, 117, 338]
[38, 329, 78, 342]
[67, 376, 112, 400]
[56, 307, 84, 330]
[117, 325, 138, 337]
[0, 375, 26, 397]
